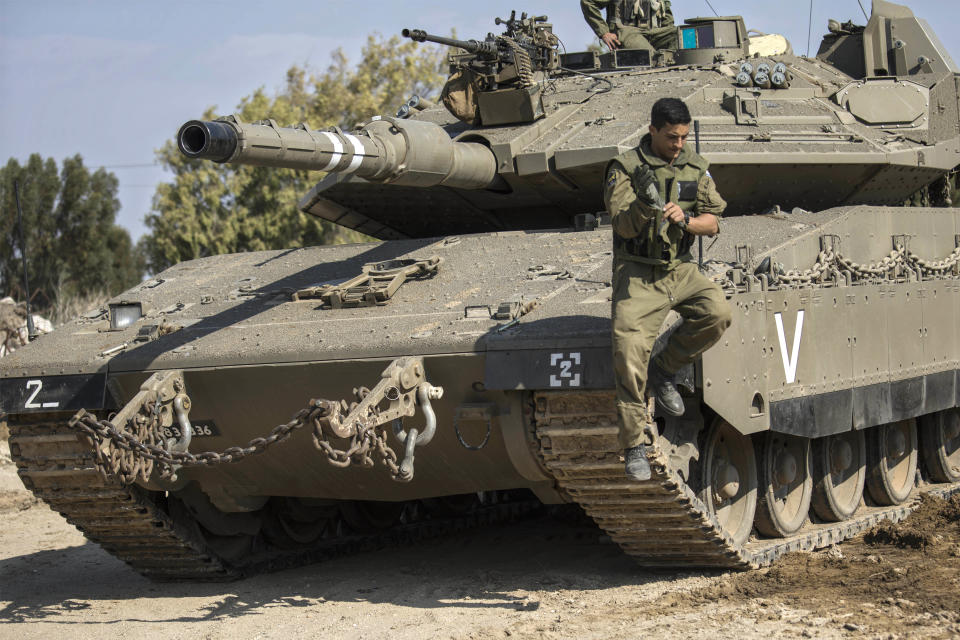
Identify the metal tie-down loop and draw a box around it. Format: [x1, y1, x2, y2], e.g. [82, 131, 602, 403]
[454, 415, 491, 451]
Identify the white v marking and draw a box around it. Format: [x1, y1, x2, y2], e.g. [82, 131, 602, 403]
[775, 310, 805, 384]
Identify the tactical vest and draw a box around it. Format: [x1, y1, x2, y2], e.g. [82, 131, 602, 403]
[608, 141, 709, 268]
[612, 0, 670, 30]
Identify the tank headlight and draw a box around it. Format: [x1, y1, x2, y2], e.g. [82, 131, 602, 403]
[109, 302, 143, 330]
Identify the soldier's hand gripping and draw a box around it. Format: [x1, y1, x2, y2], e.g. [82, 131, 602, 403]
[601, 32, 621, 50]
[663, 202, 686, 225]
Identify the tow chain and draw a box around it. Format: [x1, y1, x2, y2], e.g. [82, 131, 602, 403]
[70, 403, 329, 484]
[69, 357, 442, 485]
[712, 242, 960, 294]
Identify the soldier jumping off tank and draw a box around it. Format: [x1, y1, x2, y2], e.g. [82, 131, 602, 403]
[604, 97, 732, 481]
[580, 0, 679, 51]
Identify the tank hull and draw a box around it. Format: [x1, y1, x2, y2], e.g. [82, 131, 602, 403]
[3, 208, 959, 578]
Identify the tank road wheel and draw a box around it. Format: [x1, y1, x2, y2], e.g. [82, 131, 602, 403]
[754, 433, 813, 537]
[262, 498, 339, 549]
[866, 419, 918, 505]
[167, 485, 263, 562]
[919, 409, 960, 483]
[340, 500, 407, 532]
[698, 418, 758, 547]
[811, 430, 866, 522]
[423, 494, 479, 517]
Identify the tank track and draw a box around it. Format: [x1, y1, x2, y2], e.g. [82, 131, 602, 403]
[9, 417, 236, 581]
[534, 391, 960, 569]
[8, 414, 538, 581]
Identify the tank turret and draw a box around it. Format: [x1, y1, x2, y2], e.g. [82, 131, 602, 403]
[176, 2, 959, 241]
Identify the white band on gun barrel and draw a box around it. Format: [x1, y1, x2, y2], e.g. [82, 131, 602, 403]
[343, 135, 364, 174]
[318, 132, 343, 172]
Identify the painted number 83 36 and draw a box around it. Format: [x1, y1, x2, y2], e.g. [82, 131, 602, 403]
[161, 423, 219, 440]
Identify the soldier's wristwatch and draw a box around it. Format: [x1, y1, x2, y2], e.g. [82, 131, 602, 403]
[683, 212, 691, 226]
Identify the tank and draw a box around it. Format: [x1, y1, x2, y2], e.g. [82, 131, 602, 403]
[2, 0, 959, 580]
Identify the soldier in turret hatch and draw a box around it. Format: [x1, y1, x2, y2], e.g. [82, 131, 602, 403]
[605, 97, 731, 481]
[581, 0, 679, 51]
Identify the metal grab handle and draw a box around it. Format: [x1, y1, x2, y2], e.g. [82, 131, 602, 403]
[170, 394, 193, 453]
[393, 383, 444, 481]
[398, 428, 419, 482]
[393, 383, 443, 446]
[163, 393, 195, 481]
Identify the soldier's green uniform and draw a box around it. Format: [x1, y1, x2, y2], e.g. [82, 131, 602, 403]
[581, 0, 679, 51]
[605, 134, 731, 449]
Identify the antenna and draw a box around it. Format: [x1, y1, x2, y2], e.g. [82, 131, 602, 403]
[704, 0, 719, 17]
[695, 121, 704, 271]
[857, 0, 869, 20]
[13, 180, 38, 341]
[806, 0, 814, 57]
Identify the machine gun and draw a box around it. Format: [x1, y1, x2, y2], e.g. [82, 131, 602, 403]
[492, 10, 561, 73]
[403, 11, 560, 126]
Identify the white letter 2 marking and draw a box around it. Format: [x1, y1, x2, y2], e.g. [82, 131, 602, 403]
[24, 379, 61, 409]
[774, 310, 804, 385]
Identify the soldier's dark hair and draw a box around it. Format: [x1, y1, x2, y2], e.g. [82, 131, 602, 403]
[650, 98, 691, 129]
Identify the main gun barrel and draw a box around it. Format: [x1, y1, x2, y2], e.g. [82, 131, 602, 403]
[178, 116, 499, 190]
[401, 28, 499, 56]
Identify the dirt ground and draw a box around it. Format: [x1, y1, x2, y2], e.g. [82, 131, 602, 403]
[1, 436, 958, 640]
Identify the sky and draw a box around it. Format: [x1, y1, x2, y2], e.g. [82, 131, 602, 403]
[2, 0, 958, 242]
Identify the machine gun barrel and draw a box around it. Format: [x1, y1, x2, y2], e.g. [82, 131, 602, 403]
[178, 115, 499, 190]
[402, 28, 499, 56]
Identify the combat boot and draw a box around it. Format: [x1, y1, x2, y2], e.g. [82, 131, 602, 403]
[648, 361, 684, 416]
[624, 445, 651, 481]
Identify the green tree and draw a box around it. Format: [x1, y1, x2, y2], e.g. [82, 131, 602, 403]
[0, 154, 144, 311]
[140, 34, 447, 273]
